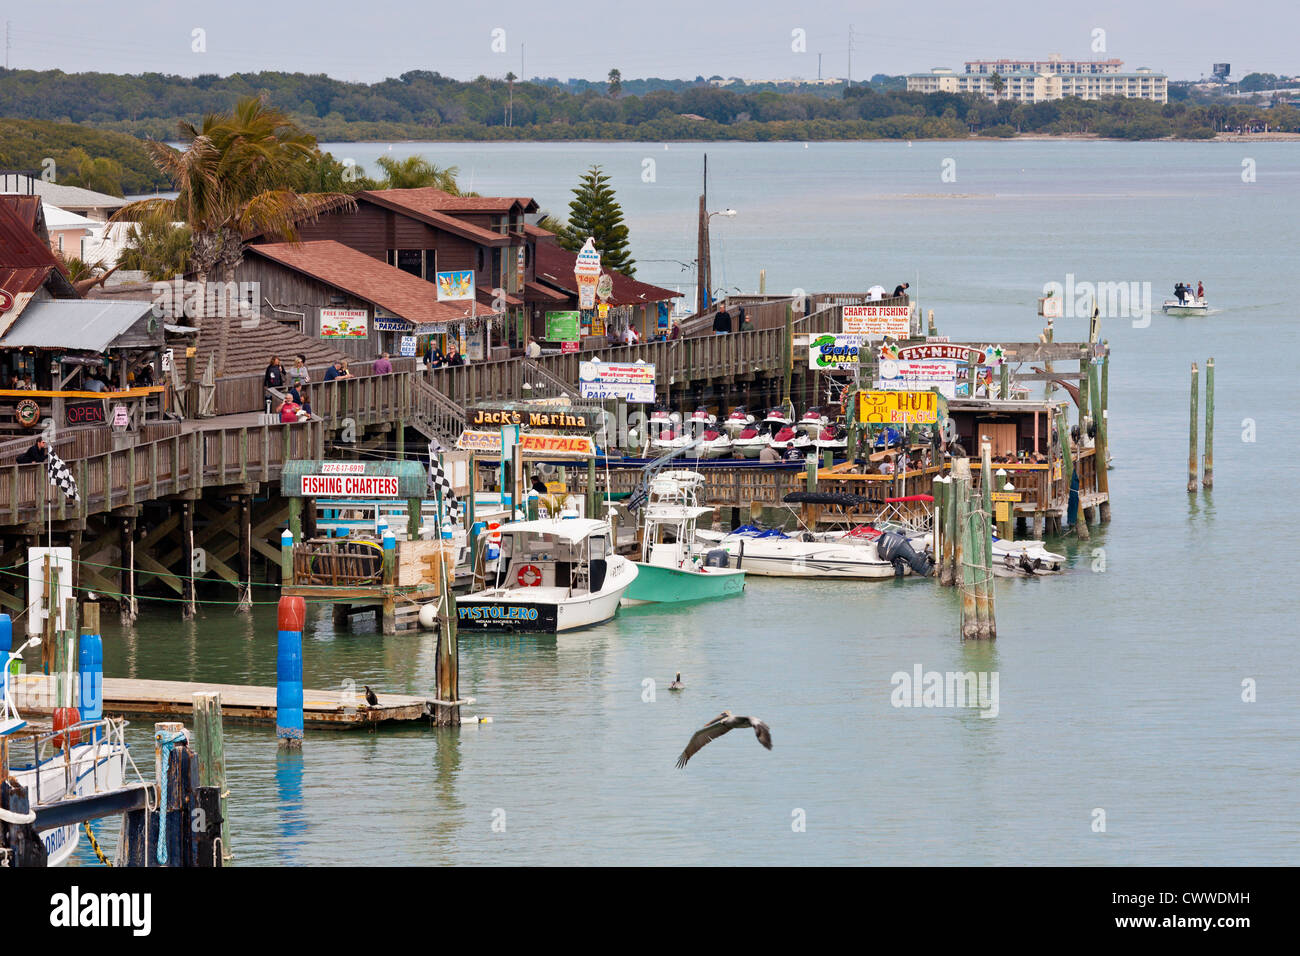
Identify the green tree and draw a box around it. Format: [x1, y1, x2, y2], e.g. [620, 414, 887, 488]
[61, 147, 126, 197]
[989, 73, 1005, 103]
[117, 207, 193, 280]
[374, 154, 463, 192]
[608, 69, 623, 99]
[558, 165, 634, 275]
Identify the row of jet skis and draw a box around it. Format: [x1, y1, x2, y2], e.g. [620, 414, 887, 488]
[640, 406, 849, 458]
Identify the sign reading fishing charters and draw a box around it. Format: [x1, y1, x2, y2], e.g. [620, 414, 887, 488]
[578, 360, 655, 403]
[435, 270, 475, 301]
[843, 304, 910, 337]
[809, 333, 868, 370]
[857, 389, 939, 425]
[300, 474, 400, 497]
[456, 430, 597, 457]
[319, 308, 368, 339]
[876, 359, 958, 399]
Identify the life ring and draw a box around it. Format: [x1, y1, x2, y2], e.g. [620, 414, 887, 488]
[15, 399, 40, 428]
[516, 564, 542, 587]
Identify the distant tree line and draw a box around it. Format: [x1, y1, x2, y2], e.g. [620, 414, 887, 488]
[1, 68, 1297, 153]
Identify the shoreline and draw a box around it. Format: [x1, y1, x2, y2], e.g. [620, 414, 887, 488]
[312, 131, 1299, 145]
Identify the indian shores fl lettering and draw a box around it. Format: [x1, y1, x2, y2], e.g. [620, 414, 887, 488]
[300, 474, 400, 497]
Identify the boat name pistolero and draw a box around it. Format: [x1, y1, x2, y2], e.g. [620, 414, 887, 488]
[300, 475, 400, 497]
[470, 409, 589, 428]
[459, 605, 540, 621]
[49, 886, 152, 936]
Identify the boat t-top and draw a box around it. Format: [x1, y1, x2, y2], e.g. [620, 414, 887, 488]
[456, 518, 638, 632]
[1162, 282, 1209, 316]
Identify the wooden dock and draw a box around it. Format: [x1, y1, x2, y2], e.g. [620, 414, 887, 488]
[10, 675, 444, 728]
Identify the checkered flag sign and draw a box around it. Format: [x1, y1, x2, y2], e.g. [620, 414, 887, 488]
[427, 455, 459, 520]
[47, 450, 80, 502]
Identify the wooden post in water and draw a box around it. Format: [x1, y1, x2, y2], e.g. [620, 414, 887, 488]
[1203, 357, 1214, 489]
[1055, 408, 1074, 533]
[237, 495, 252, 613]
[435, 554, 460, 726]
[182, 500, 196, 620]
[275, 598, 305, 747]
[381, 528, 397, 634]
[119, 516, 137, 625]
[979, 442, 993, 572]
[952, 459, 976, 637]
[781, 301, 794, 406]
[192, 691, 230, 863]
[973, 443, 994, 636]
[943, 474, 958, 587]
[931, 475, 945, 584]
[1087, 358, 1111, 522]
[279, 529, 293, 586]
[1187, 362, 1199, 493]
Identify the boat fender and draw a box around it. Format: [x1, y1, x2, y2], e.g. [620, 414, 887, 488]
[516, 564, 543, 587]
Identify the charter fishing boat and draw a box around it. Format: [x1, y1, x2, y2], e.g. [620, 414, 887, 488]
[455, 518, 638, 632]
[621, 473, 745, 605]
[2, 637, 137, 866]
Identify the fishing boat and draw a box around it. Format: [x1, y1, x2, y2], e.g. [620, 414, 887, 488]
[622, 473, 745, 605]
[693, 525, 902, 578]
[1161, 296, 1209, 316]
[455, 518, 638, 632]
[2, 637, 137, 866]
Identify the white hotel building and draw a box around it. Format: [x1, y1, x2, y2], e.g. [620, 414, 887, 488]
[906, 57, 1167, 104]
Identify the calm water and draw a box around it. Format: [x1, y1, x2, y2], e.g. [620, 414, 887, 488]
[77, 141, 1299, 865]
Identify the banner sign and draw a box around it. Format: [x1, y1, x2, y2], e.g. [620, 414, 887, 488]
[545, 311, 581, 343]
[436, 270, 475, 301]
[320, 309, 368, 339]
[456, 430, 596, 457]
[857, 389, 939, 425]
[300, 474, 400, 497]
[809, 333, 869, 370]
[843, 304, 910, 336]
[578, 361, 655, 403]
[876, 359, 958, 398]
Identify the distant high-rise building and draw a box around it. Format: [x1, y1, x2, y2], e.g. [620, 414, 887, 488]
[906, 56, 1167, 104]
[1212, 63, 1231, 80]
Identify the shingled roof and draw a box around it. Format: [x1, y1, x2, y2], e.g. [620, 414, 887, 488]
[0, 201, 77, 336]
[247, 240, 490, 325]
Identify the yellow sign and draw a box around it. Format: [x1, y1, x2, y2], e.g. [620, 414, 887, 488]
[995, 501, 1010, 522]
[456, 430, 596, 458]
[856, 390, 938, 425]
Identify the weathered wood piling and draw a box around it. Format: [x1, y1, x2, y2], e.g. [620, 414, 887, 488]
[1203, 357, 1214, 489]
[1188, 361, 1199, 492]
[193, 691, 231, 863]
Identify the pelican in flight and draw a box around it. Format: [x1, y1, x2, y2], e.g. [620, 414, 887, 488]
[676, 711, 772, 768]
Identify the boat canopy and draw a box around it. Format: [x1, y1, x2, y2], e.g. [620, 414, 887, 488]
[497, 517, 610, 543]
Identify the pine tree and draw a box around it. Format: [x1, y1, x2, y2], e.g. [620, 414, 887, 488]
[558, 165, 635, 276]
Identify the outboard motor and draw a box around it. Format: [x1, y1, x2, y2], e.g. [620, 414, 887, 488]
[876, 530, 934, 577]
[703, 549, 729, 568]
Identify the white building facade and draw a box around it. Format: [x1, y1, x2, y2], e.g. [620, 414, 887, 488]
[907, 60, 1167, 104]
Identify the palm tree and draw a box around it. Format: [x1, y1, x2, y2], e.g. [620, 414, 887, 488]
[113, 96, 355, 376]
[117, 208, 193, 280]
[505, 71, 517, 127]
[990, 73, 1006, 103]
[374, 155, 464, 193]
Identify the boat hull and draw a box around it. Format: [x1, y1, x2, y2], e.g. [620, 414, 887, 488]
[457, 559, 638, 633]
[698, 535, 898, 578]
[621, 563, 745, 605]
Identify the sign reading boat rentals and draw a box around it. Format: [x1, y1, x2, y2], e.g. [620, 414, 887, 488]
[843, 304, 910, 337]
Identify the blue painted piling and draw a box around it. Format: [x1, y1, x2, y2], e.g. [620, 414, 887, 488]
[0, 613, 10, 704]
[78, 630, 103, 732]
[276, 596, 306, 746]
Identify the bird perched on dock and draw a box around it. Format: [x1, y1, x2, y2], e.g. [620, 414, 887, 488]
[669, 672, 685, 691]
[676, 711, 772, 768]
[364, 686, 379, 708]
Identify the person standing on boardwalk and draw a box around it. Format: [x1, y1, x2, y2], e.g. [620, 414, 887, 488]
[290, 354, 310, 387]
[893, 282, 910, 297]
[713, 307, 732, 335]
[17, 437, 47, 464]
[264, 355, 286, 389]
[372, 352, 393, 374]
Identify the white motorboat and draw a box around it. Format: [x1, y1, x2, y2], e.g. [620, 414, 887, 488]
[694, 525, 903, 578]
[990, 534, 1066, 576]
[455, 518, 638, 632]
[2, 637, 137, 866]
[1161, 297, 1209, 316]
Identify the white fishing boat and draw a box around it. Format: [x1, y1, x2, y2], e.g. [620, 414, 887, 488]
[1161, 297, 1209, 316]
[622, 473, 745, 605]
[455, 518, 638, 632]
[2, 637, 137, 866]
[693, 525, 903, 578]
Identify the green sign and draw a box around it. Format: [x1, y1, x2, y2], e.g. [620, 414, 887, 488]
[545, 311, 581, 343]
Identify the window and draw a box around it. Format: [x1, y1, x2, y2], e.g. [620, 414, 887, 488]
[395, 249, 423, 278]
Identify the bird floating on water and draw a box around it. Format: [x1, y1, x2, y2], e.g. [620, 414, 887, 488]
[364, 685, 379, 708]
[669, 672, 685, 691]
[676, 711, 772, 768]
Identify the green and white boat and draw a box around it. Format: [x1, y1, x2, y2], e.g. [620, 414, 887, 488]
[620, 472, 745, 606]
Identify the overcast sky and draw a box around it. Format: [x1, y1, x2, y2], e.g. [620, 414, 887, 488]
[5, 0, 1295, 83]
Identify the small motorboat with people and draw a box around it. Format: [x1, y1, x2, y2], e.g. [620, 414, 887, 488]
[621, 472, 745, 605]
[456, 518, 638, 632]
[1162, 281, 1210, 316]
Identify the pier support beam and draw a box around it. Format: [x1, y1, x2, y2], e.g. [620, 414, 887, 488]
[119, 517, 137, 625]
[236, 496, 252, 613]
[181, 501, 196, 620]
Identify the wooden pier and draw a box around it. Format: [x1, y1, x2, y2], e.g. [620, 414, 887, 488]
[10, 674, 442, 728]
